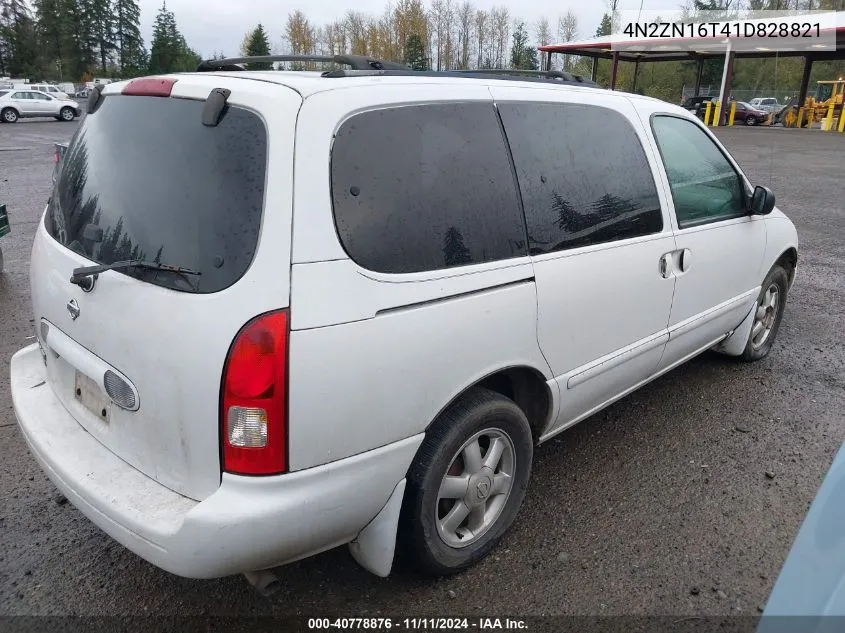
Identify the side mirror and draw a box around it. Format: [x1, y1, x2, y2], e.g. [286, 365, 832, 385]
[750, 185, 776, 216]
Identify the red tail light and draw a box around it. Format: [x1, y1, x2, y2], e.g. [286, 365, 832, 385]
[121, 77, 177, 97]
[221, 310, 288, 475]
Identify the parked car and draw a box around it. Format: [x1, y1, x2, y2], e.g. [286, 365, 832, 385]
[0, 89, 80, 123]
[10, 67, 798, 591]
[15, 83, 70, 99]
[681, 95, 712, 116]
[750, 97, 784, 113]
[732, 100, 771, 125]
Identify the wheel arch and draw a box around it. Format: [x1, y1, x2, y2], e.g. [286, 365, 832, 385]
[775, 246, 798, 288]
[425, 365, 556, 443]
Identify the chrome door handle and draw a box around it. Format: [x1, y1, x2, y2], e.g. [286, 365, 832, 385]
[679, 248, 692, 273]
[658, 254, 671, 279]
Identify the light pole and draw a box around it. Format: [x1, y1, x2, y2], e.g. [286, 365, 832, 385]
[56, 59, 63, 83]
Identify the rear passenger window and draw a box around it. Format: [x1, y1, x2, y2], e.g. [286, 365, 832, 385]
[498, 102, 663, 255]
[331, 102, 526, 274]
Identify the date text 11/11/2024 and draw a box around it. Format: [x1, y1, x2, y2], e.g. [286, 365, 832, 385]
[307, 618, 528, 630]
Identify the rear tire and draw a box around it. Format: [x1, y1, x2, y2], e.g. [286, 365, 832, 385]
[740, 265, 789, 362]
[745, 115, 757, 126]
[400, 387, 533, 576]
[1, 108, 18, 123]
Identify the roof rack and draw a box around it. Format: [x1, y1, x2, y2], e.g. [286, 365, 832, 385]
[322, 68, 600, 88]
[450, 68, 594, 83]
[196, 54, 411, 73]
[195, 55, 600, 88]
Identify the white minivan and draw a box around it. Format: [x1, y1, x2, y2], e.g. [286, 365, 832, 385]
[10, 57, 798, 592]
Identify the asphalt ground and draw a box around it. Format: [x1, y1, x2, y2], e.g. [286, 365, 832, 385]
[1, 118, 843, 619]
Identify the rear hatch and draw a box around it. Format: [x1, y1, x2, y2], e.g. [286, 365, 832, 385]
[31, 75, 300, 500]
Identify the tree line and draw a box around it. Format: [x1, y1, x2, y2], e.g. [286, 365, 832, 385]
[2, 0, 844, 98]
[239, 1, 582, 73]
[0, 0, 199, 81]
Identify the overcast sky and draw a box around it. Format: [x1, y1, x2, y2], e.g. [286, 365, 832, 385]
[138, 0, 678, 60]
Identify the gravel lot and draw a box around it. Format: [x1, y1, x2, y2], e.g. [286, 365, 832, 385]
[1, 119, 843, 618]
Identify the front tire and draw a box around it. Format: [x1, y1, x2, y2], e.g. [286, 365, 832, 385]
[740, 265, 789, 362]
[400, 388, 533, 576]
[60, 107, 75, 122]
[1, 108, 18, 123]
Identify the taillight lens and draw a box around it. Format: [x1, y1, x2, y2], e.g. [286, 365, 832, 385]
[221, 310, 288, 475]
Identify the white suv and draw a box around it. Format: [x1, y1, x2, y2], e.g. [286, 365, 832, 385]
[10, 59, 798, 591]
[0, 89, 80, 122]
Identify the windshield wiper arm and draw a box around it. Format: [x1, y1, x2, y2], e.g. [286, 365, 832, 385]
[70, 260, 201, 287]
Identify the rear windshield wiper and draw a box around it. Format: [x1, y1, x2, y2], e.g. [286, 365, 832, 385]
[70, 260, 201, 289]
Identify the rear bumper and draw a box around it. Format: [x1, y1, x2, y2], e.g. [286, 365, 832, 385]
[11, 343, 423, 578]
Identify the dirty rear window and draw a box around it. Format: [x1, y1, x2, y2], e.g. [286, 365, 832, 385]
[44, 95, 267, 293]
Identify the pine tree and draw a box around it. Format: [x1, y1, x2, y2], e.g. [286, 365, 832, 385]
[510, 22, 537, 71]
[243, 23, 270, 70]
[403, 33, 428, 70]
[1, 0, 39, 77]
[148, 2, 197, 73]
[595, 14, 612, 38]
[61, 0, 96, 80]
[85, 0, 114, 73]
[113, 0, 144, 76]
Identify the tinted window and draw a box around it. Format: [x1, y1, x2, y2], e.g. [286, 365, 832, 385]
[45, 95, 267, 293]
[0, 91, 8, 98]
[33, 92, 51, 100]
[331, 102, 526, 274]
[12, 92, 30, 99]
[498, 102, 663, 255]
[651, 116, 746, 229]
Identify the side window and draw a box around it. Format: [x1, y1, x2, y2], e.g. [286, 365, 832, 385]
[651, 115, 747, 229]
[331, 102, 526, 274]
[33, 93, 50, 100]
[12, 92, 29, 99]
[498, 102, 663, 255]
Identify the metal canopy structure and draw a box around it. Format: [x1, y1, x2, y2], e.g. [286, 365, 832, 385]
[538, 12, 845, 125]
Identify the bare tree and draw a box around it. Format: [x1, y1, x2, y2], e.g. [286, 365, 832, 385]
[557, 10, 578, 71]
[491, 6, 510, 68]
[442, 0, 456, 69]
[456, 1, 474, 69]
[393, 0, 429, 61]
[535, 16, 551, 46]
[429, 0, 445, 69]
[344, 10, 369, 55]
[535, 16, 552, 69]
[285, 10, 317, 68]
[475, 9, 488, 67]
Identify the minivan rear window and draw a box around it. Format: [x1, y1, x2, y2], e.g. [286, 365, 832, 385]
[45, 95, 267, 293]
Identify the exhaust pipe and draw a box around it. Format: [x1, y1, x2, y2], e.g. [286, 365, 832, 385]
[243, 570, 282, 597]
